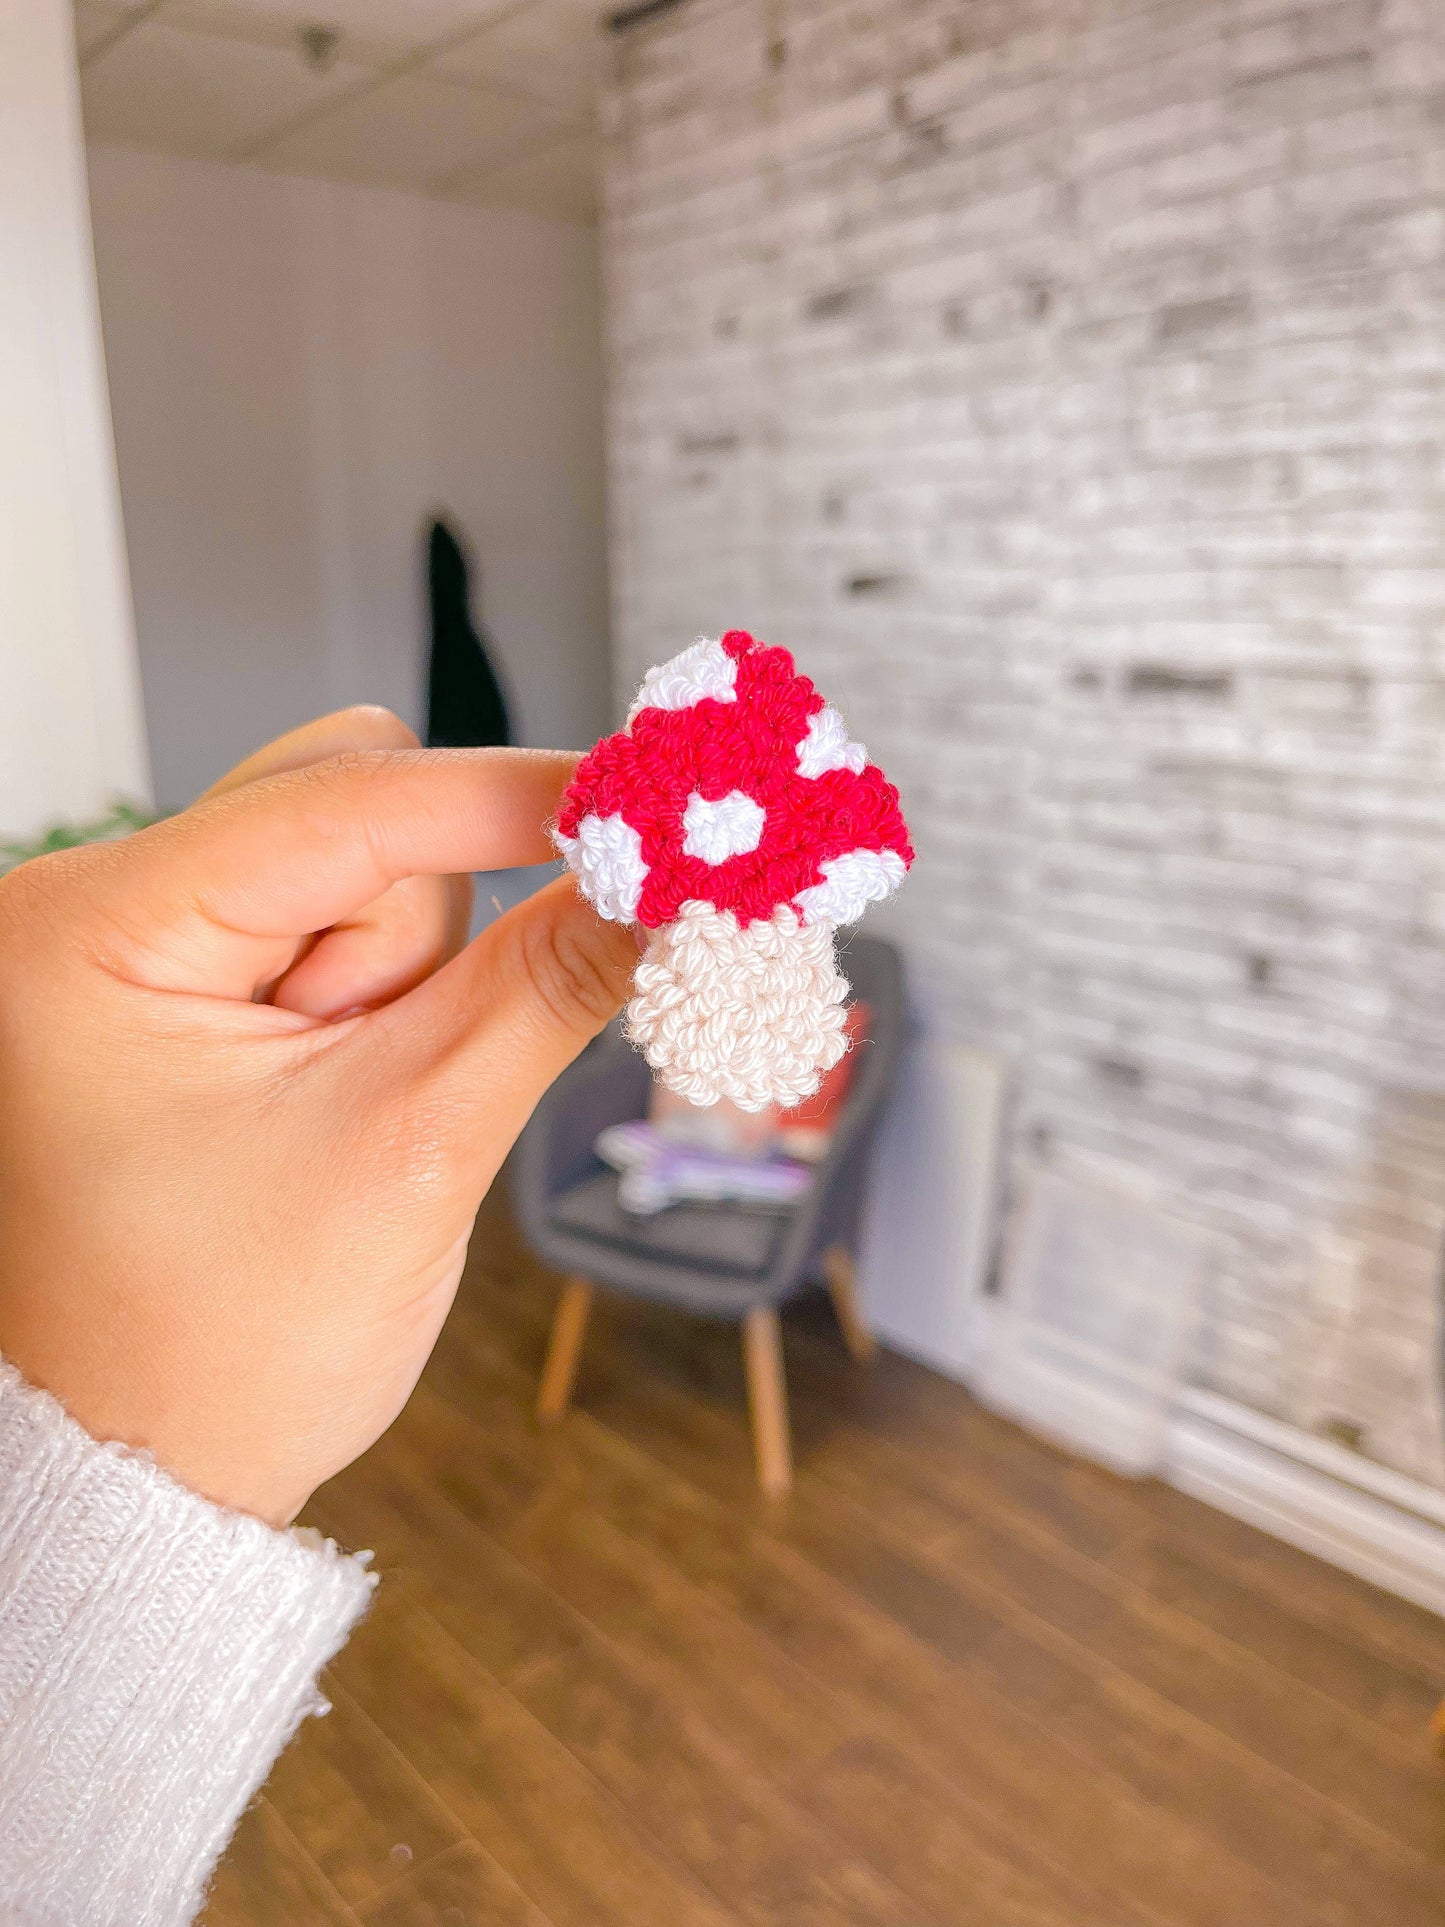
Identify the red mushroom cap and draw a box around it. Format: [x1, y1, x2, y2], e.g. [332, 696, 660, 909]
[557, 631, 913, 930]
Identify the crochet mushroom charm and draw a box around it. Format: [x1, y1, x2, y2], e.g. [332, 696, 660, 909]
[555, 631, 913, 1112]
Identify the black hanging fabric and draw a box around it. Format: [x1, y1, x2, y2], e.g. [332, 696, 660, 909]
[425, 518, 512, 749]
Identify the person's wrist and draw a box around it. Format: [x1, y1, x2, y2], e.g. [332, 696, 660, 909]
[0, 1306, 312, 1530]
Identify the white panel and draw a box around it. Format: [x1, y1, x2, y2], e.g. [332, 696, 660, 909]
[0, 0, 150, 839]
[856, 1037, 1006, 1379]
[255, 71, 558, 189]
[449, 130, 597, 220]
[81, 18, 367, 160]
[977, 1168, 1215, 1476]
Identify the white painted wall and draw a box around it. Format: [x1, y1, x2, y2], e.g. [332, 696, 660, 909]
[0, 1, 150, 842]
[86, 144, 610, 809]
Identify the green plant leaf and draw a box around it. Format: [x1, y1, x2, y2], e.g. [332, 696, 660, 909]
[0, 800, 160, 875]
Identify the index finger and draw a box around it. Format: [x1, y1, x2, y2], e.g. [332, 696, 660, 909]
[89, 747, 575, 997]
[198, 705, 422, 802]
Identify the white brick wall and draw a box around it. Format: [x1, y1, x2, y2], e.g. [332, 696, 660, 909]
[601, 0, 1445, 1485]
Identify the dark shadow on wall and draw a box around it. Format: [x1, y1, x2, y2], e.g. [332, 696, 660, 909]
[425, 516, 512, 750]
[424, 515, 561, 938]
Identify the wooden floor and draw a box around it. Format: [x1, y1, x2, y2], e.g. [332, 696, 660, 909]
[205, 1190, 1445, 1926]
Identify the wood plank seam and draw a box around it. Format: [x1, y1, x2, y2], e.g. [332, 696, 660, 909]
[233, 1212, 1445, 1927]
[375, 1580, 800, 1927]
[496, 1340, 1445, 1922]
[369, 1442, 1073, 1927]
[414, 1356, 1269, 1925]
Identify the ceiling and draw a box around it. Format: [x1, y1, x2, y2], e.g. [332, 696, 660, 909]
[74, 0, 616, 221]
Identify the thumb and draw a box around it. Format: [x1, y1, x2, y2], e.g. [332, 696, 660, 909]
[384, 876, 640, 1142]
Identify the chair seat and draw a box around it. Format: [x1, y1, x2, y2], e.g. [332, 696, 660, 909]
[547, 1166, 792, 1280]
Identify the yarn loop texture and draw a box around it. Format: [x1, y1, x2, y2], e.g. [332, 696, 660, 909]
[627, 903, 849, 1112]
[557, 630, 912, 933]
[557, 631, 912, 1109]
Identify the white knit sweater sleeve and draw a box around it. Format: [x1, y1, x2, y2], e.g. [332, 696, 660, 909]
[0, 1358, 376, 1927]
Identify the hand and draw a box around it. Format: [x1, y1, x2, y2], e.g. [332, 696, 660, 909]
[0, 708, 636, 1526]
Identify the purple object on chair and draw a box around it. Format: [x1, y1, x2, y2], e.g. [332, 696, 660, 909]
[595, 1119, 813, 1217]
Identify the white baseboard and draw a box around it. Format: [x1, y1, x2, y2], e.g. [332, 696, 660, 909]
[964, 1304, 1445, 1615]
[964, 1271, 1445, 1618]
[1164, 1389, 1445, 1619]
[974, 1318, 1174, 1478]
[863, 1073, 1445, 1619]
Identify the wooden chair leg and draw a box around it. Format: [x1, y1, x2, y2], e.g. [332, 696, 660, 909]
[822, 1245, 876, 1362]
[537, 1276, 593, 1422]
[742, 1305, 793, 1497]
[1431, 1698, 1445, 1761]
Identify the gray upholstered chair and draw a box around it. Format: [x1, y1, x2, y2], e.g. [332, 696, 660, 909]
[512, 935, 904, 1494]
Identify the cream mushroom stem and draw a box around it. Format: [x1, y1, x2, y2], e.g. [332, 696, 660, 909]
[625, 901, 849, 1112]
